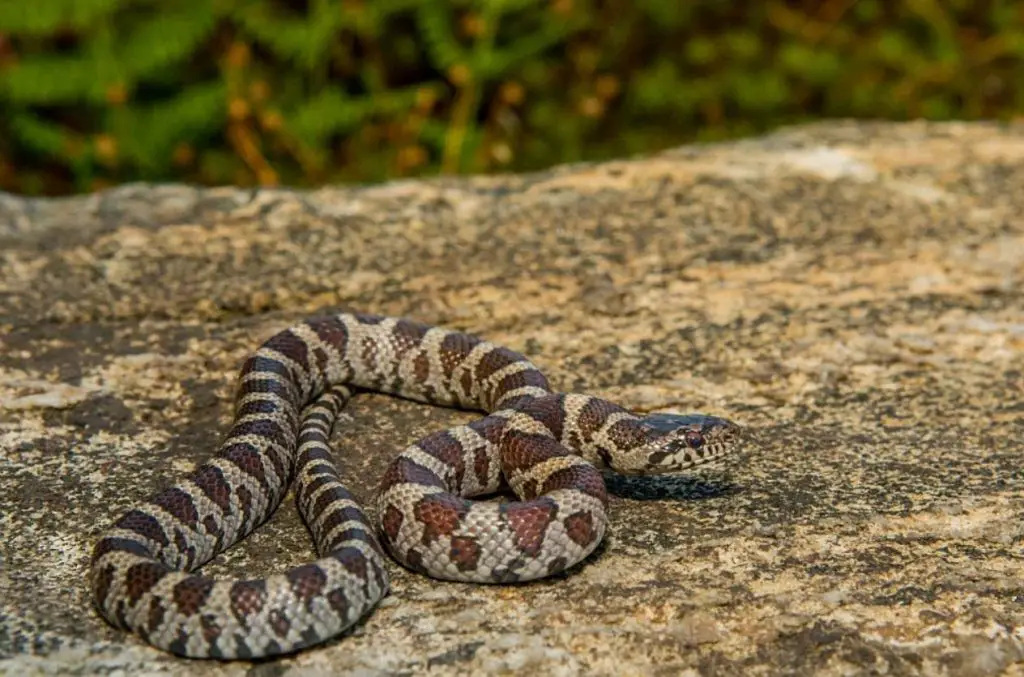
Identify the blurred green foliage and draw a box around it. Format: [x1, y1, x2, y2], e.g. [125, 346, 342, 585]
[1, 0, 1023, 195]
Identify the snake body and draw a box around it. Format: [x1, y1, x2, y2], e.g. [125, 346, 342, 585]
[90, 312, 740, 659]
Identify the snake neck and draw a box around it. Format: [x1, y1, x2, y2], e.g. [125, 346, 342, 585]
[499, 394, 739, 476]
[496, 393, 648, 469]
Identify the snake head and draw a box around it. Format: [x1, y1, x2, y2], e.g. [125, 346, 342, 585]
[612, 412, 742, 475]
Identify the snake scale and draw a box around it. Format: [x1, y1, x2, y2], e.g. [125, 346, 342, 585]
[90, 312, 741, 659]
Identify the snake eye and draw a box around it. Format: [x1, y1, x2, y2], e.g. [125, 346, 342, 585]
[685, 430, 704, 449]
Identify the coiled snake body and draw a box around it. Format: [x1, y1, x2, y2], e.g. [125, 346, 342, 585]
[90, 313, 740, 659]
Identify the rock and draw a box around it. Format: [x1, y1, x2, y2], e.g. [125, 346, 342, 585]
[1, 121, 1021, 675]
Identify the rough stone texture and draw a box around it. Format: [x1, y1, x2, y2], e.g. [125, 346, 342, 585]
[1, 120, 1022, 676]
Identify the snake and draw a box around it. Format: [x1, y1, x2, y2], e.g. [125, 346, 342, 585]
[89, 312, 741, 659]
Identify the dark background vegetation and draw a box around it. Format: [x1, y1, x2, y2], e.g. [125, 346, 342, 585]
[1, 0, 1022, 196]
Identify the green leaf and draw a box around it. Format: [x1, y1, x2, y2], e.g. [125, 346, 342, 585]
[0, 55, 112, 104]
[9, 113, 73, 156]
[110, 81, 227, 169]
[0, 0, 121, 34]
[779, 44, 842, 84]
[118, 3, 218, 78]
[921, 96, 952, 119]
[416, 1, 465, 70]
[636, 0, 694, 29]
[231, 0, 341, 68]
[471, 22, 578, 79]
[685, 37, 717, 66]
[286, 85, 428, 143]
[876, 30, 912, 63]
[729, 71, 789, 111]
[724, 30, 762, 62]
[854, 0, 881, 21]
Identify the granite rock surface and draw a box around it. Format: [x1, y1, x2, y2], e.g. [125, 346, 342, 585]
[0, 121, 1022, 676]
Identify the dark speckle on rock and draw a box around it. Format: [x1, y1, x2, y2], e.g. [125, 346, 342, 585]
[0, 121, 1021, 675]
[427, 641, 485, 668]
[54, 395, 136, 433]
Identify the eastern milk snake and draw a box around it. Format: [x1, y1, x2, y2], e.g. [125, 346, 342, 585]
[90, 312, 741, 658]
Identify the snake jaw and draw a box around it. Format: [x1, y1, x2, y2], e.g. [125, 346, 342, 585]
[612, 413, 742, 475]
